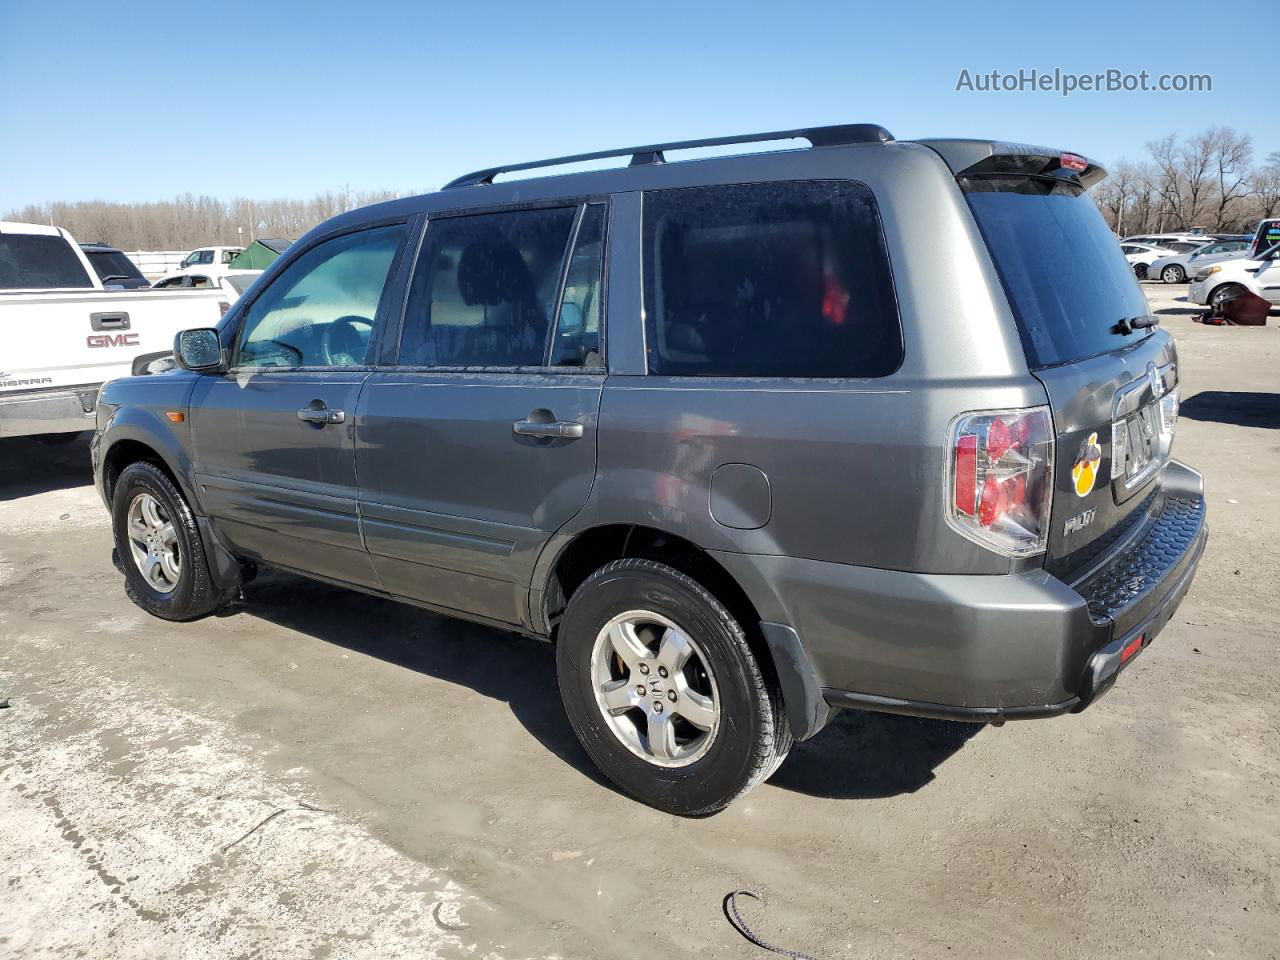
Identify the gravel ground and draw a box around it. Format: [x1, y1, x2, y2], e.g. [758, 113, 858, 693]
[1, 284, 1278, 960]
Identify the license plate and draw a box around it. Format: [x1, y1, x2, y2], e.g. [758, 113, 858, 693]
[1112, 393, 1177, 488]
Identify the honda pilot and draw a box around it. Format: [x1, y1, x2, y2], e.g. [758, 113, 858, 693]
[92, 125, 1207, 815]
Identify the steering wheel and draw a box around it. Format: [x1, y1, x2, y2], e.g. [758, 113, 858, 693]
[319, 315, 373, 366]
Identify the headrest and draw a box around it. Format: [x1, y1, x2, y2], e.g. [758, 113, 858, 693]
[457, 235, 536, 308]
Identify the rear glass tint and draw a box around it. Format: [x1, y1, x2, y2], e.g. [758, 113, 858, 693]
[0, 233, 93, 289]
[85, 249, 145, 282]
[643, 181, 901, 378]
[963, 177, 1151, 367]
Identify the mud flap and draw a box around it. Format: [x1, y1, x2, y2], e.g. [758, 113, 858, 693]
[760, 621, 832, 741]
[196, 516, 243, 593]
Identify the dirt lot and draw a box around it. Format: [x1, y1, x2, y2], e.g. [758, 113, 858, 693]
[2, 284, 1278, 960]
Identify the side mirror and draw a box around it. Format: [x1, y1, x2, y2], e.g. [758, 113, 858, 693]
[174, 328, 225, 372]
[131, 350, 177, 376]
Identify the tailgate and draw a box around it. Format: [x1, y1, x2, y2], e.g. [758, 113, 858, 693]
[1033, 333, 1179, 577]
[0, 289, 225, 394]
[951, 147, 1182, 577]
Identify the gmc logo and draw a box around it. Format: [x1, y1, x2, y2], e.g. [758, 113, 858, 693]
[87, 333, 140, 348]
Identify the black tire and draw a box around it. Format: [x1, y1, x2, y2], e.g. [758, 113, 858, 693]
[1161, 264, 1186, 284]
[556, 558, 790, 815]
[1133, 263, 1148, 280]
[111, 461, 230, 621]
[1209, 283, 1247, 310]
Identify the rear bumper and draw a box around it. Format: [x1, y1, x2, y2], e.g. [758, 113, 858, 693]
[0, 386, 99, 439]
[714, 460, 1207, 725]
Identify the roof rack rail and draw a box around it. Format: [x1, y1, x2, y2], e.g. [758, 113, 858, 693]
[442, 123, 894, 189]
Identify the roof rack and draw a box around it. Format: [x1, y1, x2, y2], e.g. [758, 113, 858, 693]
[442, 123, 894, 189]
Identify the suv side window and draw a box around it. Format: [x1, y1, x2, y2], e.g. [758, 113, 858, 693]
[550, 204, 607, 368]
[235, 224, 406, 368]
[643, 181, 901, 378]
[398, 206, 579, 367]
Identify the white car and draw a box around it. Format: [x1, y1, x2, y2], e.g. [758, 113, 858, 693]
[1148, 239, 1251, 284]
[151, 268, 261, 303]
[0, 221, 227, 439]
[1188, 246, 1280, 309]
[1119, 242, 1180, 280]
[1120, 233, 1212, 248]
[166, 245, 244, 280]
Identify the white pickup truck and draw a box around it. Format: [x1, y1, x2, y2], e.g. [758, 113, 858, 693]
[1, 221, 228, 439]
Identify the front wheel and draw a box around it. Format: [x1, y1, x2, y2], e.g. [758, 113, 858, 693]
[1161, 264, 1186, 284]
[556, 559, 790, 815]
[111, 461, 230, 621]
[1209, 283, 1247, 310]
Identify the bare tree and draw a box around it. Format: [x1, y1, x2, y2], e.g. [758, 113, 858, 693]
[1146, 131, 1217, 229]
[1208, 127, 1254, 230]
[1250, 152, 1280, 221]
[4, 189, 409, 250]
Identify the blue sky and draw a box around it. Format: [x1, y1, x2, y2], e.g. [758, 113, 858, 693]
[1, 0, 1274, 211]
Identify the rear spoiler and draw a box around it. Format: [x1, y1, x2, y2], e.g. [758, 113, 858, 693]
[914, 139, 1108, 190]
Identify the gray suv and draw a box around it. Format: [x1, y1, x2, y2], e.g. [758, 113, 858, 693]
[92, 125, 1207, 815]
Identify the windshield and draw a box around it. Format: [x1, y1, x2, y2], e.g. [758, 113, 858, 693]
[86, 249, 145, 282]
[963, 176, 1151, 367]
[1253, 219, 1280, 257]
[0, 233, 94, 289]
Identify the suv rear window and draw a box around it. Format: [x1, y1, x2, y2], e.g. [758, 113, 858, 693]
[963, 177, 1151, 367]
[0, 234, 93, 289]
[85, 249, 146, 283]
[643, 181, 901, 378]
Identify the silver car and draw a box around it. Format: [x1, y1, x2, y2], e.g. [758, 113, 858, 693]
[1149, 239, 1251, 284]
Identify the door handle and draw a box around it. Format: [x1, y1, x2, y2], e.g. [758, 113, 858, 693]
[512, 418, 584, 440]
[297, 406, 345, 425]
[90, 311, 131, 331]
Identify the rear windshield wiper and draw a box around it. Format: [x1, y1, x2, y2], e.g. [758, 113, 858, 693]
[1113, 314, 1160, 335]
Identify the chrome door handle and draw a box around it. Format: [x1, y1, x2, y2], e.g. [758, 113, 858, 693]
[512, 419, 584, 439]
[297, 407, 345, 425]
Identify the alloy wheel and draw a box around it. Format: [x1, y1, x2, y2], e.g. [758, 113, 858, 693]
[589, 610, 720, 767]
[126, 492, 182, 594]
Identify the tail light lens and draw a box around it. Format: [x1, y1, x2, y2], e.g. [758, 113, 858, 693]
[947, 407, 1054, 557]
[218, 300, 231, 316]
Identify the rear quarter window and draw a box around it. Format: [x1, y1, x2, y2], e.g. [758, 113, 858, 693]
[642, 180, 902, 378]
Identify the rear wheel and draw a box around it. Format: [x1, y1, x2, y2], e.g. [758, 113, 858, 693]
[1161, 264, 1186, 284]
[111, 461, 230, 621]
[1209, 282, 1247, 310]
[556, 559, 790, 815]
[1133, 263, 1149, 280]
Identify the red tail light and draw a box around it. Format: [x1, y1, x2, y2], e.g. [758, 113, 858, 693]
[218, 300, 231, 316]
[1060, 152, 1088, 172]
[948, 407, 1054, 557]
[1121, 634, 1145, 663]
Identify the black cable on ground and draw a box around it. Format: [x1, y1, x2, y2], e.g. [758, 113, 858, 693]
[722, 890, 822, 960]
